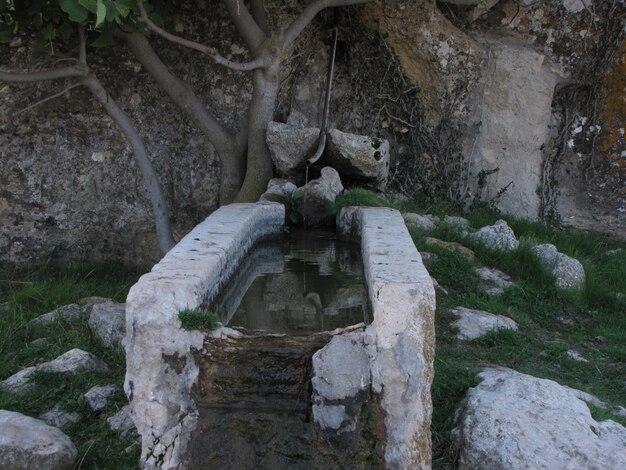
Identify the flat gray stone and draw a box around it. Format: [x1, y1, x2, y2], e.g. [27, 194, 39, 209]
[450, 306, 517, 340]
[84, 385, 122, 412]
[403, 213, 439, 231]
[88, 301, 126, 349]
[28, 304, 82, 327]
[0, 410, 77, 470]
[452, 368, 626, 469]
[532, 243, 586, 291]
[38, 349, 108, 375]
[470, 219, 519, 251]
[38, 405, 80, 429]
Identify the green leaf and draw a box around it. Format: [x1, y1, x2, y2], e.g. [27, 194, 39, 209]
[91, 29, 114, 47]
[78, 0, 97, 13]
[59, 0, 89, 23]
[95, 0, 106, 27]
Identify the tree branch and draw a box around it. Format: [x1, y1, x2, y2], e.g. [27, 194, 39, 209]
[137, 2, 266, 71]
[0, 66, 88, 83]
[250, 0, 271, 38]
[223, 0, 266, 50]
[283, 0, 371, 48]
[78, 25, 87, 65]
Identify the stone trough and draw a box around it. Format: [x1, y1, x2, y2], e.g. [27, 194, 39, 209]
[124, 203, 435, 469]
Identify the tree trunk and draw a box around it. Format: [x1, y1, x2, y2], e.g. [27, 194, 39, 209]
[80, 73, 176, 254]
[121, 32, 245, 205]
[235, 67, 280, 202]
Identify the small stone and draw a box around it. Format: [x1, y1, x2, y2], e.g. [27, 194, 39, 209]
[475, 266, 514, 295]
[420, 251, 438, 267]
[38, 349, 109, 374]
[532, 244, 586, 291]
[28, 304, 82, 327]
[88, 301, 126, 349]
[39, 404, 80, 428]
[449, 307, 518, 340]
[0, 410, 78, 470]
[442, 215, 471, 229]
[613, 406, 626, 418]
[432, 278, 449, 296]
[84, 385, 122, 412]
[425, 237, 476, 260]
[606, 248, 623, 255]
[259, 178, 297, 215]
[0, 367, 37, 393]
[107, 406, 135, 437]
[566, 349, 589, 363]
[403, 213, 439, 231]
[29, 338, 49, 348]
[594, 336, 606, 345]
[470, 219, 519, 251]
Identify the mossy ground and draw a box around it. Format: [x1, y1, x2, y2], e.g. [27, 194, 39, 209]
[0, 262, 144, 469]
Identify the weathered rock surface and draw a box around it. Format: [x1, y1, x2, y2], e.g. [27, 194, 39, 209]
[266, 121, 319, 176]
[38, 349, 108, 375]
[425, 237, 476, 260]
[403, 213, 439, 231]
[475, 266, 514, 295]
[38, 405, 80, 429]
[0, 367, 37, 393]
[442, 216, 471, 229]
[0, 410, 77, 470]
[326, 129, 390, 188]
[292, 167, 344, 227]
[107, 406, 135, 437]
[452, 368, 626, 469]
[470, 219, 519, 251]
[84, 385, 122, 412]
[449, 307, 517, 340]
[29, 304, 82, 327]
[259, 179, 297, 221]
[88, 301, 126, 349]
[532, 243, 586, 290]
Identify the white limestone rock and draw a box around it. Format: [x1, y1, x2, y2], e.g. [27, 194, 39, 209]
[475, 266, 514, 295]
[38, 349, 108, 374]
[532, 243, 586, 290]
[38, 405, 80, 429]
[450, 306, 517, 340]
[88, 301, 126, 349]
[0, 410, 77, 470]
[470, 219, 519, 251]
[403, 213, 440, 231]
[84, 384, 122, 412]
[107, 406, 135, 437]
[29, 304, 82, 327]
[327, 129, 390, 189]
[452, 368, 626, 469]
[266, 121, 319, 176]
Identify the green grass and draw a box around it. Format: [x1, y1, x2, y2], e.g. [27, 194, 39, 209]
[0, 262, 144, 469]
[338, 188, 626, 469]
[178, 309, 219, 331]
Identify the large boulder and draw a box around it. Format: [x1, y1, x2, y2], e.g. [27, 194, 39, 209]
[326, 129, 390, 189]
[0, 410, 77, 470]
[452, 368, 626, 469]
[470, 219, 519, 251]
[88, 301, 126, 349]
[531, 243, 586, 291]
[292, 167, 344, 227]
[449, 307, 517, 340]
[266, 121, 319, 177]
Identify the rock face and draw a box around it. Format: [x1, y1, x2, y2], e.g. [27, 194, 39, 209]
[449, 307, 517, 340]
[29, 304, 82, 327]
[84, 385, 122, 412]
[292, 167, 344, 227]
[316, 207, 436, 469]
[452, 368, 626, 470]
[88, 301, 126, 349]
[326, 129, 390, 189]
[266, 122, 319, 176]
[470, 220, 519, 251]
[532, 243, 586, 290]
[0, 410, 77, 470]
